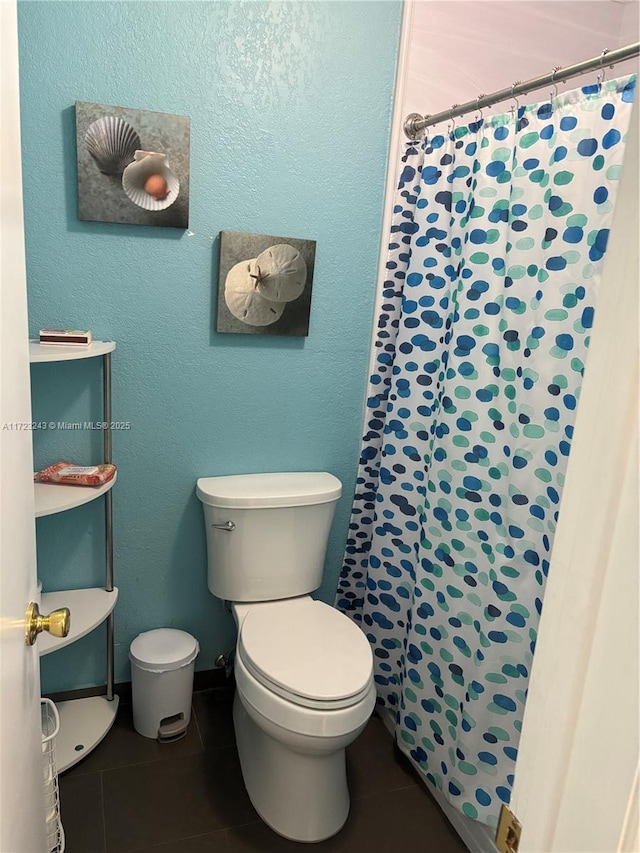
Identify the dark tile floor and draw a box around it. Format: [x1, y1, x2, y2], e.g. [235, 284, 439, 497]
[59, 688, 468, 853]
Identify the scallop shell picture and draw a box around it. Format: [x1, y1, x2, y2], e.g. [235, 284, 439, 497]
[122, 151, 180, 212]
[216, 231, 316, 337]
[76, 100, 190, 228]
[224, 260, 285, 326]
[252, 244, 307, 303]
[85, 116, 141, 176]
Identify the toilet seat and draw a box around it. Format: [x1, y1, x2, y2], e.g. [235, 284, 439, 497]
[234, 646, 377, 739]
[237, 597, 373, 711]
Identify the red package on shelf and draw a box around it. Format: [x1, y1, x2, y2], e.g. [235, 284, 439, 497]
[34, 461, 117, 487]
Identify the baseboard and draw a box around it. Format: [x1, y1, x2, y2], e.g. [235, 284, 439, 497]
[194, 667, 235, 693]
[43, 667, 233, 706]
[377, 706, 500, 853]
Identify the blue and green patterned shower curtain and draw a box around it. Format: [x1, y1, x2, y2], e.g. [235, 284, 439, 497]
[336, 76, 635, 826]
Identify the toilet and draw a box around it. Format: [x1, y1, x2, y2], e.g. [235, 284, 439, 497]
[196, 472, 375, 843]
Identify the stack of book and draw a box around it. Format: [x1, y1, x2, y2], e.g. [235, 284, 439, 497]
[39, 329, 92, 346]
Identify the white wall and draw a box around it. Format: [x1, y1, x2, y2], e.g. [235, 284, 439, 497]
[403, 0, 638, 123]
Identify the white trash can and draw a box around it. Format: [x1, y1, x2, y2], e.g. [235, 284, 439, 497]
[130, 628, 199, 741]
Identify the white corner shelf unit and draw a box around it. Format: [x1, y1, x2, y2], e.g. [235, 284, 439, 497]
[35, 472, 117, 518]
[29, 340, 115, 363]
[38, 588, 119, 656]
[30, 340, 119, 772]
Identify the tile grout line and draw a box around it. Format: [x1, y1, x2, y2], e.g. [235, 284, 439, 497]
[99, 770, 108, 853]
[96, 744, 241, 778]
[224, 818, 271, 850]
[349, 786, 417, 805]
[191, 700, 205, 752]
[382, 780, 422, 795]
[117, 827, 232, 853]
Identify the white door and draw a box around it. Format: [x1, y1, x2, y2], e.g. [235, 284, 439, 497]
[0, 2, 47, 851]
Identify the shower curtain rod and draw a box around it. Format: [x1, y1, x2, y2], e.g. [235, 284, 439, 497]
[404, 42, 639, 139]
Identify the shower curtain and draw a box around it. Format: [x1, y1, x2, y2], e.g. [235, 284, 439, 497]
[336, 75, 636, 826]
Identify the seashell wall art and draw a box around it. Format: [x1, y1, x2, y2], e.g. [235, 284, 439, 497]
[84, 116, 141, 176]
[216, 232, 317, 337]
[122, 151, 180, 212]
[75, 101, 190, 228]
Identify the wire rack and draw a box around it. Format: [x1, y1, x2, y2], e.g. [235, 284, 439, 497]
[41, 699, 65, 853]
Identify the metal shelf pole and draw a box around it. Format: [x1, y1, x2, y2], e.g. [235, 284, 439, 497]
[103, 352, 114, 701]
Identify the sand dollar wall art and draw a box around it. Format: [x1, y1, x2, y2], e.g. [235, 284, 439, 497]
[75, 101, 190, 228]
[216, 231, 317, 337]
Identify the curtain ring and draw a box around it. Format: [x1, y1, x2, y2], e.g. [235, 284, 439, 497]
[550, 66, 560, 101]
[448, 104, 459, 135]
[475, 94, 485, 123]
[510, 82, 521, 116]
[597, 48, 610, 87]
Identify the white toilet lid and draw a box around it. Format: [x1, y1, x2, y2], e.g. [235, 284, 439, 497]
[237, 598, 373, 706]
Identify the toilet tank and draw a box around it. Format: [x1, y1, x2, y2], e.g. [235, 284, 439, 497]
[196, 472, 342, 602]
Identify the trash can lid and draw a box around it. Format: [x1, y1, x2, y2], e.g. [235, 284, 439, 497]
[129, 629, 199, 672]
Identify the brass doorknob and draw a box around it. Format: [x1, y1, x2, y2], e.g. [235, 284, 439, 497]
[25, 601, 71, 646]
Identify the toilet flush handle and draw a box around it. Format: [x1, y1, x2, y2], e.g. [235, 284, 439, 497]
[211, 521, 236, 532]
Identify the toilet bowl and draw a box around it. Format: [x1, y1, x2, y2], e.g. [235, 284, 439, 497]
[231, 596, 375, 842]
[196, 472, 375, 842]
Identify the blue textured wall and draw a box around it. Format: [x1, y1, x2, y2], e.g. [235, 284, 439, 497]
[18, 1, 401, 691]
